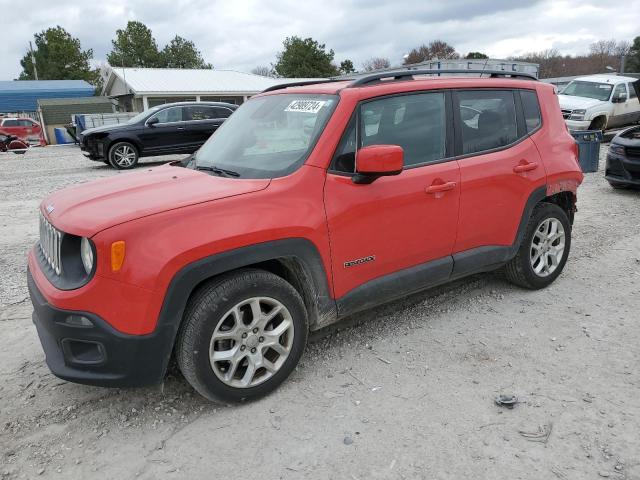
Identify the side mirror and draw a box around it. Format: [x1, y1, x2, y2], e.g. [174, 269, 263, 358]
[146, 116, 159, 126]
[353, 145, 403, 184]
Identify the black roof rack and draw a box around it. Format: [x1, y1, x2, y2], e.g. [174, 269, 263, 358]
[261, 69, 538, 93]
[261, 79, 345, 93]
[348, 69, 537, 87]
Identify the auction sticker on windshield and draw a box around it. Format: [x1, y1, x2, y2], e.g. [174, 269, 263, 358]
[284, 100, 326, 114]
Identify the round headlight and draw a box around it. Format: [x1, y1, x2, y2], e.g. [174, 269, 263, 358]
[80, 237, 94, 275]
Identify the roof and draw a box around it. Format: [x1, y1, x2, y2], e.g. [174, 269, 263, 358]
[0, 80, 94, 93]
[573, 74, 639, 83]
[0, 80, 95, 113]
[105, 68, 321, 95]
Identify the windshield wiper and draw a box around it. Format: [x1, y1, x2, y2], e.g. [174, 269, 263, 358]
[195, 165, 241, 177]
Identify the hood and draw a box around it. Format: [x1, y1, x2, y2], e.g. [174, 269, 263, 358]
[557, 94, 604, 111]
[42, 165, 270, 237]
[81, 123, 134, 137]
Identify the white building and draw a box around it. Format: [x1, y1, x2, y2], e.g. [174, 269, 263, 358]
[101, 67, 316, 112]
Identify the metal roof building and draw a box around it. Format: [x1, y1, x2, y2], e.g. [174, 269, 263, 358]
[0, 80, 94, 113]
[101, 67, 319, 112]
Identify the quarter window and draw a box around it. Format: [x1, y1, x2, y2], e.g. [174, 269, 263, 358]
[2, 119, 19, 127]
[520, 90, 542, 133]
[457, 90, 518, 155]
[359, 92, 447, 167]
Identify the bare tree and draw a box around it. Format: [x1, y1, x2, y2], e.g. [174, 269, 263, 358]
[403, 40, 459, 65]
[362, 57, 391, 72]
[251, 65, 274, 77]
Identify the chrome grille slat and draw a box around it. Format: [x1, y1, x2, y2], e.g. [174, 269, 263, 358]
[39, 212, 62, 275]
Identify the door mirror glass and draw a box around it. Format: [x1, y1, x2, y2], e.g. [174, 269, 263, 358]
[353, 145, 403, 184]
[146, 116, 159, 126]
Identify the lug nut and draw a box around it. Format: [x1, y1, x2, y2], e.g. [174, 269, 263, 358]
[259, 336, 264, 343]
[240, 345, 246, 351]
[242, 332, 247, 338]
[251, 347, 256, 353]
[253, 328, 259, 333]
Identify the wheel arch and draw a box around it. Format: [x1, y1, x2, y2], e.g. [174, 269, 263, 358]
[106, 137, 142, 158]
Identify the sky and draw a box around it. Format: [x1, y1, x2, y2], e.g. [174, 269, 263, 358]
[0, 0, 638, 80]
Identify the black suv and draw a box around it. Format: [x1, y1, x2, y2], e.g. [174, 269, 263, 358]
[605, 125, 640, 189]
[80, 102, 238, 169]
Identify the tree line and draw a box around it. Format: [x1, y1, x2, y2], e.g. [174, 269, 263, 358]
[17, 22, 640, 92]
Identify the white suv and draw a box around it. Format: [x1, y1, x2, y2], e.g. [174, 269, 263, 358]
[558, 74, 640, 131]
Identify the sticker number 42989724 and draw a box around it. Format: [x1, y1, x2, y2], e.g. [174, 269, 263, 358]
[284, 100, 326, 114]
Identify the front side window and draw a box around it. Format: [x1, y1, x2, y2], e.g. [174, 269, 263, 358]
[458, 90, 517, 155]
[152, 106, 184, 123]
[520, 90, 542, 133]
[194, 94, 338, 179]
[561, 81, 613, 101]
[360, 92, 446, 167]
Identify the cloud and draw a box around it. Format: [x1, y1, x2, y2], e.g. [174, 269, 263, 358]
[1, 0, 638, 80]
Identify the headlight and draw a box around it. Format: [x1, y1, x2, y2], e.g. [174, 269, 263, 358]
[80, 237, 94, 275]
[569, 109, 586, 120]
[608, 144, 625, 156]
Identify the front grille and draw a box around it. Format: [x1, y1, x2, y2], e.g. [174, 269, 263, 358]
[39, 212, 62, 275]
[561, 109, 572, 119]
[626, 146, 640, 160]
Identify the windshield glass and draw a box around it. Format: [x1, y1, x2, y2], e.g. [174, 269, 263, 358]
[193, 94, 338, 178]
[561, 81, 614, 101]
[128, 106, 162, 124]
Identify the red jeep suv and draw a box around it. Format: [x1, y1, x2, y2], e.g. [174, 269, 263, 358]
[27, 70, 583, 402]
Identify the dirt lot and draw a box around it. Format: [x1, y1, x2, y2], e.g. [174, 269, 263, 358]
[1, 145, 639, 480]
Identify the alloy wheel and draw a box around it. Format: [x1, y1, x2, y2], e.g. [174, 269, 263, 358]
[209, 297, 294, 388]
[530, 217, 566, 277]
[112, 145, 136, 167]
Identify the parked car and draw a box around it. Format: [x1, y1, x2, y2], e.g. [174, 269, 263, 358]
[0, 117, 45, 145]
[558, 74, 640, 131]
[79, 101, 238, 169]
[605, 125, 640, 189]
[28, 69, 583, 402]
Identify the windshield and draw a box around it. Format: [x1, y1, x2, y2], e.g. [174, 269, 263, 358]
[127, 106, 162, 124]
[193, 94, 338, 178]
[561, 81, 614, 101]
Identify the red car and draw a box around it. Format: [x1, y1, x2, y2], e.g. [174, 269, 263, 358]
[28, 69, 583, 402]
[0, 117, 45, 145]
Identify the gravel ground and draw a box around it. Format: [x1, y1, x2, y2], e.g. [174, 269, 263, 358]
[1, 145, 639, 480]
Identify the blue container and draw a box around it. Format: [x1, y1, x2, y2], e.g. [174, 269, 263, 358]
[570, 130, 602, 173]
[54, 128, 74, 144]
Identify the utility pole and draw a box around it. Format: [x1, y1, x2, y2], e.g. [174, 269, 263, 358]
[620, 54, 626, 74]
[29, 41, 38, 80]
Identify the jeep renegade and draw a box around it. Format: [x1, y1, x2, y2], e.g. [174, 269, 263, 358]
[28, 69, 583, 402]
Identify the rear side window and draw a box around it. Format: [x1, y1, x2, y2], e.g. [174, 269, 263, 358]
[457, 90, 517, 155]
[627, 83, 637, 99]
[360, 92, 447, 167]
[2, 119, 19, 127]
[520, 90, 542, 133]
[186, 106, 232, 120]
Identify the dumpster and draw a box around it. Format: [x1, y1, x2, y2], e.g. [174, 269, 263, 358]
[570, 130, 602, 173]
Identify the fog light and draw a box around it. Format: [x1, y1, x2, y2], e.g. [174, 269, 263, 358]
[64, 315, 93, 327]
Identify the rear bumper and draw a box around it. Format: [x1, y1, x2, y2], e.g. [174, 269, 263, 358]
[28, 268, 173, 387]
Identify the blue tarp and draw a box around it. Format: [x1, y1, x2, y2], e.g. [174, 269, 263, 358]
[0, 80, 94, 112]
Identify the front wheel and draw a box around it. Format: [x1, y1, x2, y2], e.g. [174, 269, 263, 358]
[504, 203, 571, 289]
[108, 141, 139, 169]
[176, 269, 308, 402]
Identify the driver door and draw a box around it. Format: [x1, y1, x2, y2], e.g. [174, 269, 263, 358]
[139, 105, 188, 154]
[324, 91, 460, 309]
[610, 83, 630, 128]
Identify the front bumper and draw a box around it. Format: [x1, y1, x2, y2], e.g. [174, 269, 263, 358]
[28, 268, 173, 387]
[80, 138, 105, 160]
[565, 119, 591, 131]
[605, 151, 640, 187]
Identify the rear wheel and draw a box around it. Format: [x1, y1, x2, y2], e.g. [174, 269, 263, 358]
[176, 269, 308, 402]
[505, 203, 571, 289]
[108, 141, 138, 169]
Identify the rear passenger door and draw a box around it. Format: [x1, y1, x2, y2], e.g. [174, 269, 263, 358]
[324, 91, 460, 303]
[452, 89, 546, 269]
[184, 105, 233, 149]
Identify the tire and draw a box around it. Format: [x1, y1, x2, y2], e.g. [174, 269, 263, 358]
[588, 116, 606, 131]
[176, 269, 308, 402]
[504, 203, 571, 289]
[108, 141, 139, 169]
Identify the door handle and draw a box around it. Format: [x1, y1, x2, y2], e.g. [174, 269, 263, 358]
[513, 161, 538, 173]
[177, 127, 185, 131]
[425, 181, 457, 194]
